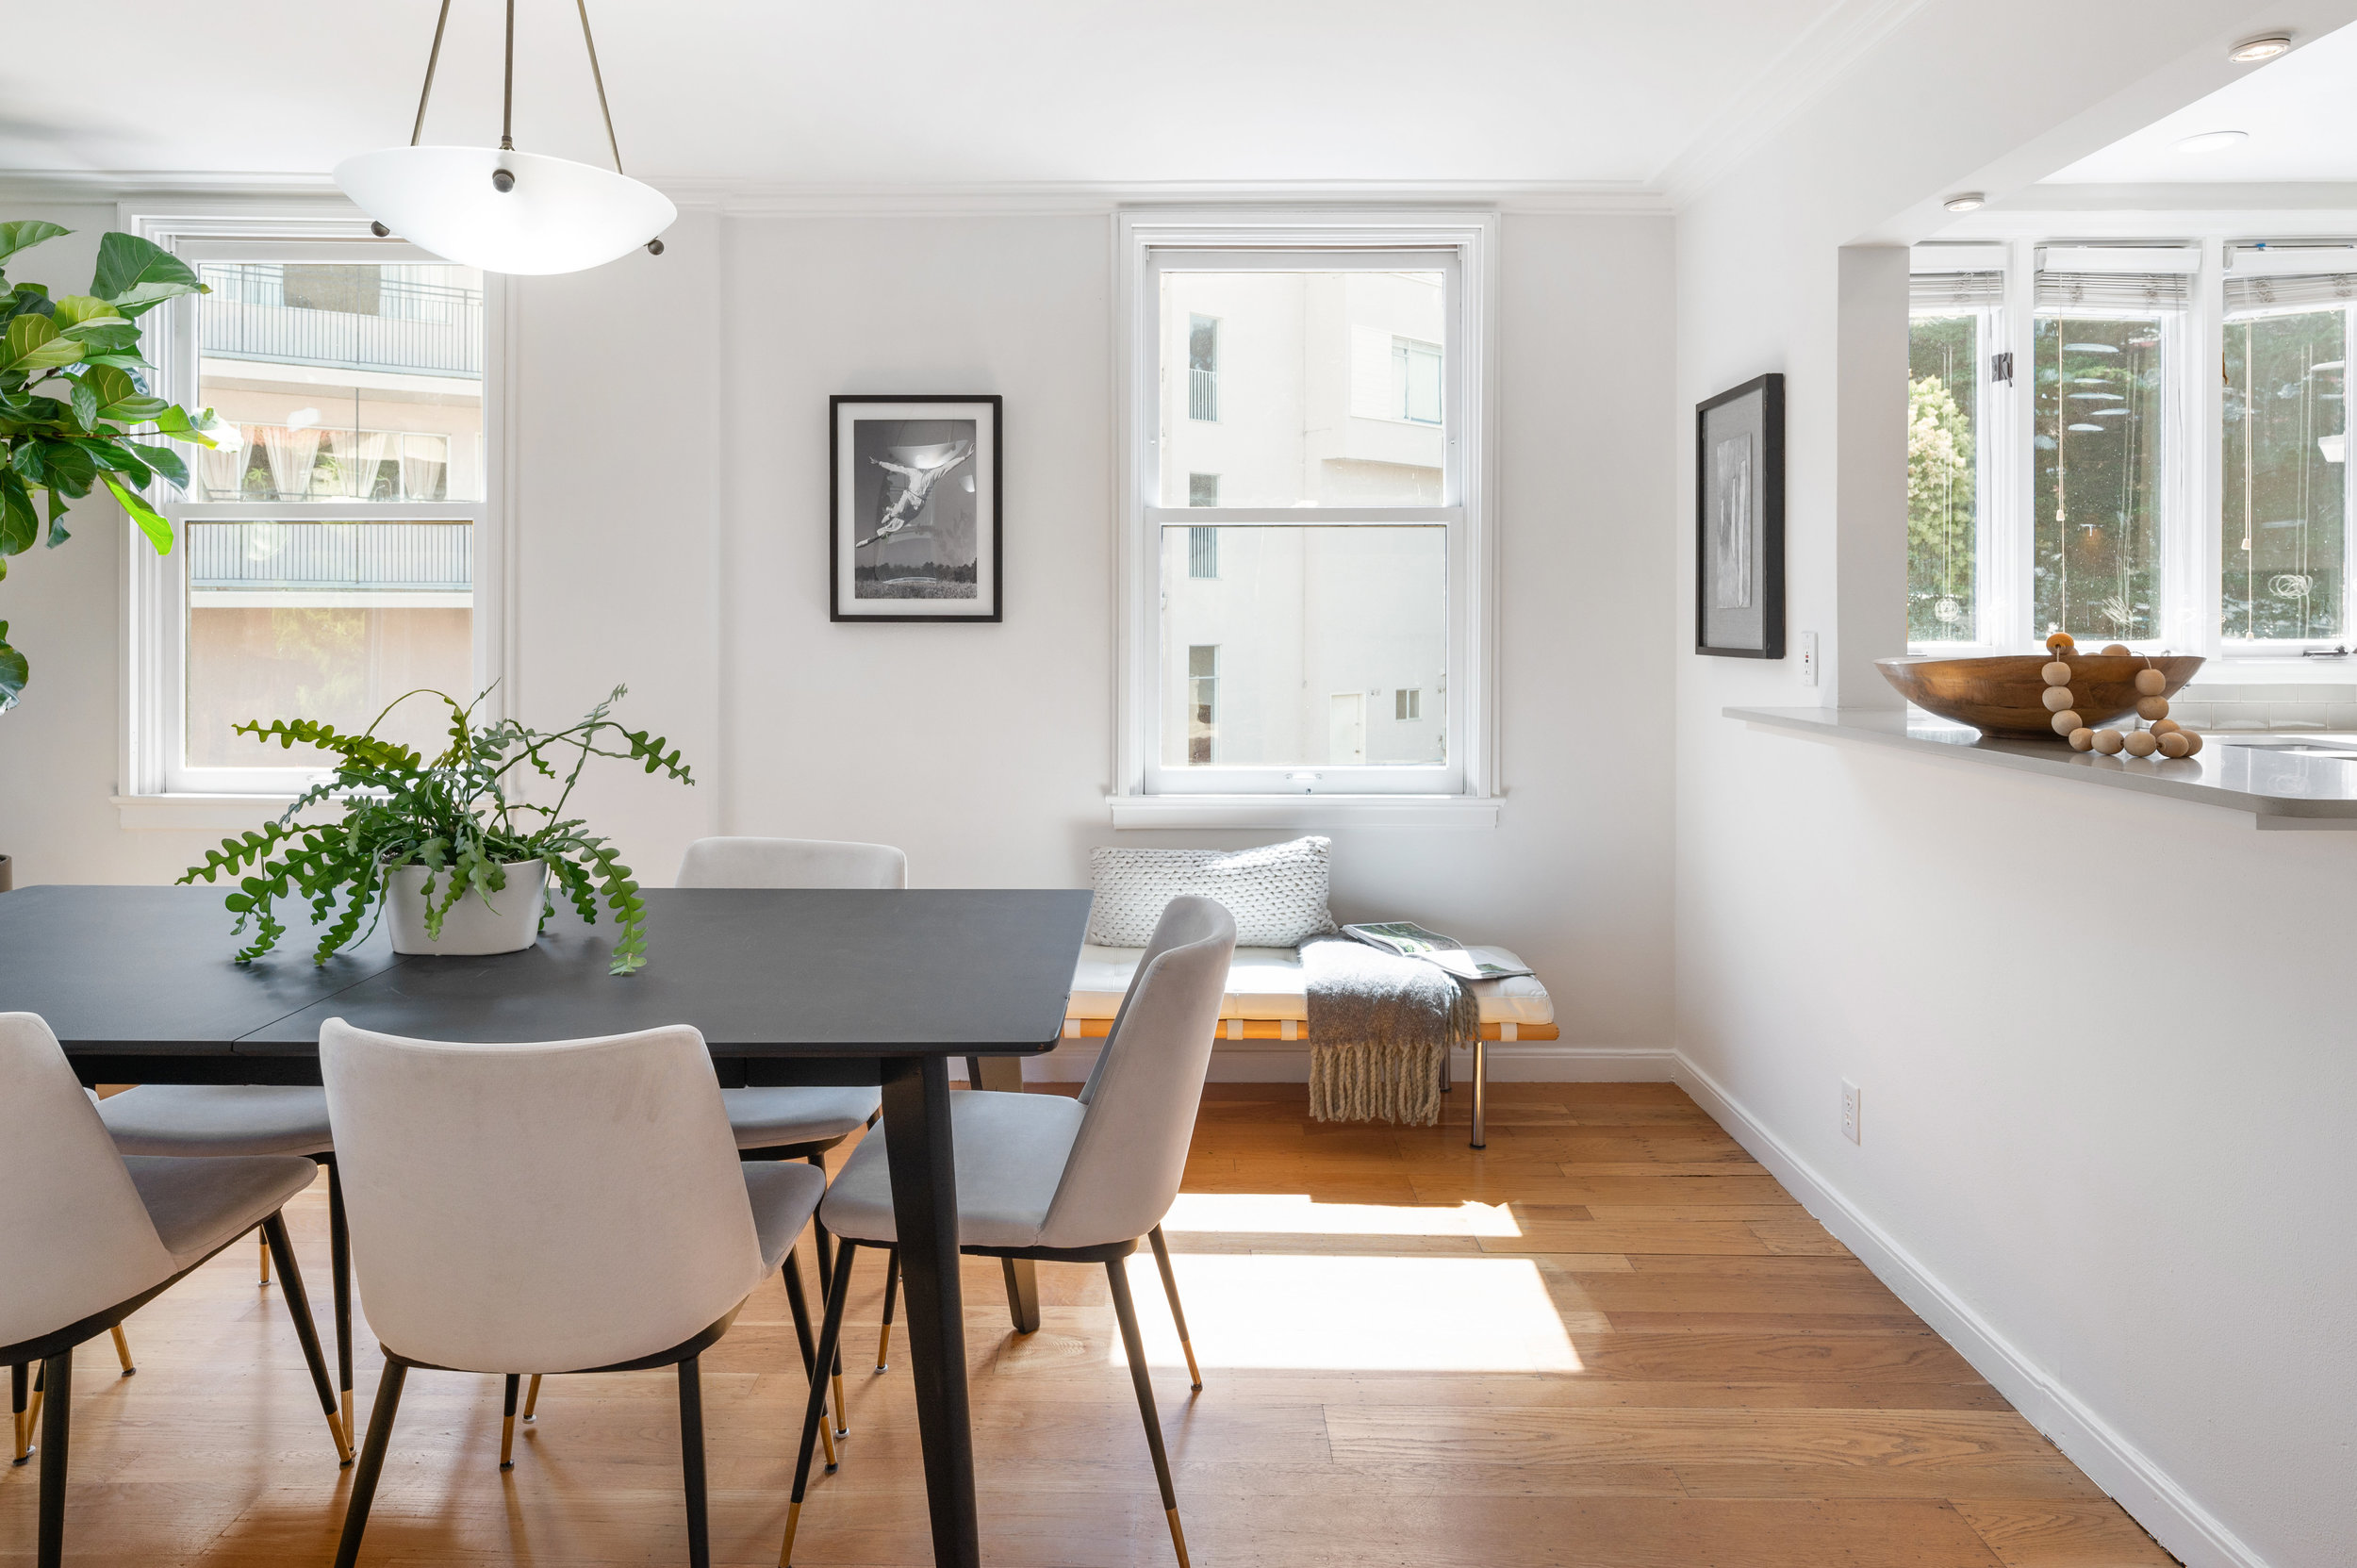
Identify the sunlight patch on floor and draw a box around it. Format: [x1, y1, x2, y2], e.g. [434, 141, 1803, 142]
[1161, 1191, 1520, 1237]
[1121, 1250, 1580, 1372]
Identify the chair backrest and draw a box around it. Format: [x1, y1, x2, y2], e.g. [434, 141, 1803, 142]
[319, 1019, 764, 1373]
[0, 1014, 176, 1348]
[1038, 898, 1235, 1250]
[1077, 902, 1228, 1106]
[676, 837, 907, 890]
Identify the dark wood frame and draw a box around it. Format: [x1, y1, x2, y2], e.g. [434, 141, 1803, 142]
[829, 394, 1004, 623]
[1694, 372, 1785, 659]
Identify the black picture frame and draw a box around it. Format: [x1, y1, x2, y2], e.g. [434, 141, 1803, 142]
[1694, 372, 1785, 659]
[830, 394, 1003, 622]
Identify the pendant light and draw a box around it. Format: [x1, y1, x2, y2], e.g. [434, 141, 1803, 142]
[335, 0, 675, 275]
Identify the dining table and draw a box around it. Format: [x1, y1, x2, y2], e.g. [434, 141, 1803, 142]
[0, 882, 1094, 1568]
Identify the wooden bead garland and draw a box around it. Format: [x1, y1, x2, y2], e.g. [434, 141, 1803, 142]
[2040, 633, 2203, 759]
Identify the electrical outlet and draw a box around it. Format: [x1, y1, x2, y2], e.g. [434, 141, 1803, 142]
[1801, 631, 1820, 686]
[1840, 1080, 1860, 1145]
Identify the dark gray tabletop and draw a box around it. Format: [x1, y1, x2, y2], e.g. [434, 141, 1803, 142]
[1, 885, 1090, 1062]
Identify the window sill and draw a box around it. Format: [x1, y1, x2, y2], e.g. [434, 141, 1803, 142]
[111, 794, 326, 833]
[1105, 793, 1501, 830]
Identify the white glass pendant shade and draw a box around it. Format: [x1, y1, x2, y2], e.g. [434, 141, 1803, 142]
[335, 145, 675, 274]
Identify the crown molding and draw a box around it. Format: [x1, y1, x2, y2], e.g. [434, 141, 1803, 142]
[0, 168, 342, 200]
[1654, 0, 1937, 206]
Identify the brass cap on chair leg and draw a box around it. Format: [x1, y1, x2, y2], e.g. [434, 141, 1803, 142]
[874, 1322, 892, 1372]
[500, 1412, 516, 1469]
[1179, 1335, 1202, 1393]
[1165, 1507, 1193, 1568]
[777, 1499, 801, 1568]
[831, 1373, 848, 1438]
[327, 1410, 354, 1466]
[521, 1373, 542, 1422]
[819, 1410, 837, 1470]
[342, 1390, 355, 1458]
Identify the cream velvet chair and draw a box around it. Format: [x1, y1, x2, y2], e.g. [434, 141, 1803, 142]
[777, 897, 1236, 1568]
[321, 1018, 830, 1568]
[1, 1014, 344, 1568]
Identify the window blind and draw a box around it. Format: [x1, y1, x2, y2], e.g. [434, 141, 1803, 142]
[2036, 271, 2190, 311]
[1910, 271, 2003, 311]
[2224, 272, 2357, 316]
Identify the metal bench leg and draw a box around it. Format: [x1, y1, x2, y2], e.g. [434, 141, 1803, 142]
[1470, 1036, 1488, 1149]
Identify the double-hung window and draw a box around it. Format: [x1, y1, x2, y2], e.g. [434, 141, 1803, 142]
[1114, 213, 1493, 818]
[1906, 263, 2002, 643]
[123, 218, 501, 805]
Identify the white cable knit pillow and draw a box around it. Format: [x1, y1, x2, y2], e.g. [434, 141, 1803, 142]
[1088, 837, 1338, 948]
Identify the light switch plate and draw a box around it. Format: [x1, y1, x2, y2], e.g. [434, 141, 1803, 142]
[1801, 630, 1820, 686]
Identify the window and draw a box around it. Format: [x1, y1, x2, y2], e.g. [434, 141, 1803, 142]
[2222, 273, 2353, 645]
[1907, 267, 1997, 642]
[1118, 212, 1492, 813]
[1188, 314, 1219, 421]
[124, 222, 501, 801]
[1187, 645, 1219, 764]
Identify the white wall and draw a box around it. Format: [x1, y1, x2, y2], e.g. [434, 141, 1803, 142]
[0, 205, 1679, 1064]
[1675, 4, 2357, 1565]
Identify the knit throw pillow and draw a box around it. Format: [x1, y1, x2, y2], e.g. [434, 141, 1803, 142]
[1088, 837, 1338, 948]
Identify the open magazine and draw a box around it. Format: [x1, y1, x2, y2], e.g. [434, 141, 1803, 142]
[1342, 921, 1535, 982]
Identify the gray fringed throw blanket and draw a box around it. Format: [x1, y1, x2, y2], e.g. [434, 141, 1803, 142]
[1302, 934, 1479, 1126]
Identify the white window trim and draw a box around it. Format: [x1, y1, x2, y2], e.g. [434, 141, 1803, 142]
[113, 206, 510, 820]
[1111, 208, 1499, 829]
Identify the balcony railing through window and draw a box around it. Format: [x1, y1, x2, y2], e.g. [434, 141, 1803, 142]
[186, 521, 473, 595]
[198, 263, 484, 379]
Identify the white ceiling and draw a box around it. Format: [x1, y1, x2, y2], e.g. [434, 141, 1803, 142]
[0, 0, 1890, 194]
[2043, 20, 2357, 185]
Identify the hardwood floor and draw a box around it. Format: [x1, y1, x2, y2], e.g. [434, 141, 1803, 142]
[4, 1083, 2173, 1567]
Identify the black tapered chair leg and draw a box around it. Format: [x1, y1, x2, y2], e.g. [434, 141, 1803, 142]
[333, 1358, 407, 1568]
[805, 1154, 847, 1437]
[9, 1361, 25, 1464]
[1146, 1226, 1203, 1392]
[500, 1374, 520, 1469]
[964, 1055, 983, 1087]
[1109, 1259, 1192, 1568]
[678, 1356, 710, 1568]
[327, 1157, 354, 1459]
[875, 1247, 900, 1371]
[779, 1240, 858, 1567]
[778, 1248, 835, 1468]
[35, 1348, 70, 1568]
[261, 1212, 351, 1463]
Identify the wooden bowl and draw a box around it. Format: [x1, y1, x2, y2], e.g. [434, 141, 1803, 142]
[1875, 653, 2204, 738]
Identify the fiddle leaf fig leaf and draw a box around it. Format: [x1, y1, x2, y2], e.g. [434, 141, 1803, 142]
[91, 233, 206, 318]
[51, 294, 124, 326]
[3, 312, 84, 371]
[125, 440, 187, 487]
[102, 471, 173, 553]
[68, 376, 97, 431]
[0, 222, 69, 268]
[0, 619, 26, 710]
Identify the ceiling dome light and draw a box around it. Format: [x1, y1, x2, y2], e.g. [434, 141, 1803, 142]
[334, 0, 674, 275]
[2228, 34, 2292, 62]
[1942, 193, 1986, 213]
[2174, 129, 2250, 155]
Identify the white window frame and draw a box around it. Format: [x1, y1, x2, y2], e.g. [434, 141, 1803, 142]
[1905, 243, 2011, 652]
[1111, 210, 1498, 829]
[114, 209, 509, 818]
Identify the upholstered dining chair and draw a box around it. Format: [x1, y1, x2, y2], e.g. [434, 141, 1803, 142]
[1, 1014, 346, 1568]
[777, 897, 1236, 1568]
[93, 1082, 355, 1458]
[665, 834, 902, 1437]
[319, 1017, 831, 1568]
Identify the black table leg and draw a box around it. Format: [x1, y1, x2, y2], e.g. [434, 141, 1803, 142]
[880, 1055, 978, 1568]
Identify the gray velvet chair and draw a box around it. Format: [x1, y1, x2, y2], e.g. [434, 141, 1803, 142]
[776, 896, 1236, 1568]
[1, 1013, 345, 1568]
[319, 1018, 830, 1568]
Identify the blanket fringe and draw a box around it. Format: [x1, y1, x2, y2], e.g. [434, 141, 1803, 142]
[1308, 1038, 1445, 1127]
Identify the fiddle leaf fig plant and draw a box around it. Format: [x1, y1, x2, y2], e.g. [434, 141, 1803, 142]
[0, 220, 220, 709]
[180, 685, 694, 976]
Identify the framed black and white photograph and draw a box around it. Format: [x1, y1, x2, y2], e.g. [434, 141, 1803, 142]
[1694, 373, 1784, 658]
[831, 395, 1002, 622]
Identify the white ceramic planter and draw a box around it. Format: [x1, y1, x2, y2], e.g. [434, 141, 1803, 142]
[385, 859, 548, 956]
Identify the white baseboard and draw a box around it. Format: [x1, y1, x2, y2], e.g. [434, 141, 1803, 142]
[972, 1041, 1678, 1084]
[1672, 1051, 2266, 1568]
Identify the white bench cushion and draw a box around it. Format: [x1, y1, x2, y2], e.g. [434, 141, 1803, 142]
[1069, 943, 1553, 1027]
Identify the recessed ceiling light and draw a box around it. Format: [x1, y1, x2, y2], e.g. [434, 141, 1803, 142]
[1942, 192, 1986, 213]
[2174, 129, 2250, 154]
[2228, 34, 2291, 62]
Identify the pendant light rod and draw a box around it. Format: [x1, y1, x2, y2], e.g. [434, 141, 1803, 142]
[500, 0, 517, 151]
[409, 0, 454, 146]
[575, 0, 626, 173]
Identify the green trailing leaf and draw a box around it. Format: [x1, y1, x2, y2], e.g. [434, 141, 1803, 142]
[0, 472, 36, 556]
[0, 619, 25, 710]
[0, 223, 68, 267]
[91, 232, 207, 318]
[125, 440, 187, 487]
[67, 377, 97, 432]
[49, 294, 122, 326]
[186, 687, 695, 975]
[62, 319, 139, 355]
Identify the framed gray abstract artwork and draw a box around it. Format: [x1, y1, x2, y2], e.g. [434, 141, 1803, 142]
[1694, 373, 1784, 658]
[831, 395, 1003, 622]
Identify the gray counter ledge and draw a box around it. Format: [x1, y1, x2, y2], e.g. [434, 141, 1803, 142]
[1726, 705, 2357, 829]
